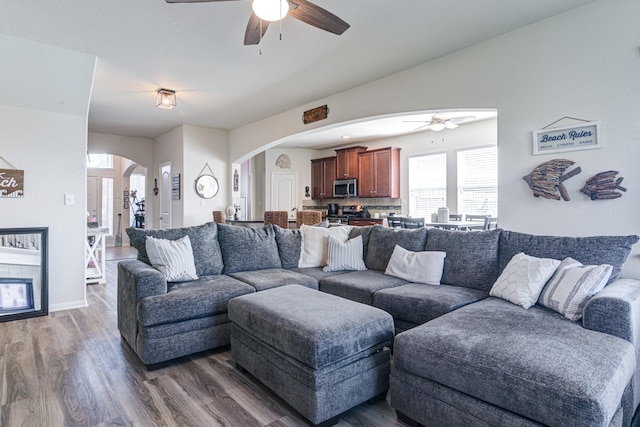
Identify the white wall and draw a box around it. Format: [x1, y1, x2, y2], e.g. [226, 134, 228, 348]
[182, 125, 230, 226]
[264, 148, 316, 211]
[229, 0, 640, 278]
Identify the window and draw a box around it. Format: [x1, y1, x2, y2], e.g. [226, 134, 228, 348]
[87, 153, 113, 169]
[408, 153, 447, 218]
[457, 146, 497, 216]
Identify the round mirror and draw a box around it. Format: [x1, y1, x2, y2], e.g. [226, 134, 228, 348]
[195, 174, 219, 199]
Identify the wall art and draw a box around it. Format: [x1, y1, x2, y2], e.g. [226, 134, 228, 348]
[522, 159, 581, 201]
[172, 174, 181, 200]
[532, 121, 601, 155]
[580, 171, 627, 200]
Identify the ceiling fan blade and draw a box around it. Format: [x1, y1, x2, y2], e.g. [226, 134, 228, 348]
[449, 116, 476, 123]
[244, 12, 270, 45]
[165, 0, 239, 3]
[288, 0, 350, 35]
[413, 124, 431, 131]
[444, 121, 458, 129]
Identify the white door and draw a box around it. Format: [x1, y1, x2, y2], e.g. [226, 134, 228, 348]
[271, 172, 297, 220]
[160, 162, 171, 229]
[87, 176, 98, 222]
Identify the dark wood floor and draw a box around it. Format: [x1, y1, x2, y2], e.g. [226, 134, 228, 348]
[0, 257, 407, 426]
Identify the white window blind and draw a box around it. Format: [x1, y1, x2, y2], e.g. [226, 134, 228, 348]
[457, 146, 497, 216]
[408, 153, 447, 218]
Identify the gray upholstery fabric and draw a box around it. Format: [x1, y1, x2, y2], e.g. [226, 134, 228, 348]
[290, 267, 349, 281]
[273, 225, 301, 268]
[140, 312, 229, 340]
[348, 226, 373, 260]
[137, 275, 255, 327]
[394, 297, 635, 427]
[126, 222, 224, 276]
[364, 225, 428, 271]
[217, 223, 282, 274]
[425, 228, 501, 290]
[498, 231, 639, 283]
[373, 283, 488, 326]
[232, 327, 390, 425]
[228, 285, 394, 369]
[228, 268, 318, 291]
[319, 270, 408, 305]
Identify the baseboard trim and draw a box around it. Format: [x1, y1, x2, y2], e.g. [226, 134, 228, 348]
[49, 299, 88, 312]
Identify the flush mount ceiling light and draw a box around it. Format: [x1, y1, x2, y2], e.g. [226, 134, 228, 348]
[156, 88, 177, 109]
[252, 0, 289, 21]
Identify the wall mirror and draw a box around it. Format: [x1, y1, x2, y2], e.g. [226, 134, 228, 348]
[0, 227, 48, 322]
[195, 174, 219, 199]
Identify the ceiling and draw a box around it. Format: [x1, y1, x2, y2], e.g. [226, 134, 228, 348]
[0, 0, 596, 146]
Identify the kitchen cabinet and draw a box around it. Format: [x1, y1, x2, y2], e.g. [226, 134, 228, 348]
[335, 146, 367, 179]
[357, 147, 401, 198]
[311, 157, 336, 199]
[348, 218, 384, 226]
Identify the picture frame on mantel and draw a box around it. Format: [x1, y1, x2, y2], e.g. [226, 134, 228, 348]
[532, 121, 601, 155]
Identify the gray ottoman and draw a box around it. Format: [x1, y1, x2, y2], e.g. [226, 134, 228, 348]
[228, 284, 394, 426]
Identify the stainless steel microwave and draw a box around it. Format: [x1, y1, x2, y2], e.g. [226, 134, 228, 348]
[334, 179, 357, 198]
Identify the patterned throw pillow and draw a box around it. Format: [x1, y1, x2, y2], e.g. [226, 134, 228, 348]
[384, 245, 446, 286]
[538, 257, 612, 321]
[489, 252, 560, 309]
[323, 235, 367, 272]
[145, 235, 198, 282]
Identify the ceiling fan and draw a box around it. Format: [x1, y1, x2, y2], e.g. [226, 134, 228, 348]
[165, 0, 350, 45]
[404, 113, 476, 132]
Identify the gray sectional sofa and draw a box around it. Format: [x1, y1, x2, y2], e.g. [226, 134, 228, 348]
[118, 222, 640, 427]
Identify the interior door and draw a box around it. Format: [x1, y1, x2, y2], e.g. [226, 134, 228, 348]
[86, 176, 98, 222]
[160, 162, 171, 229]
[271, 172, 297, 220]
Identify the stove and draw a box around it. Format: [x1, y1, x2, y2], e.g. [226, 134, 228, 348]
[327, 205, 361, 223]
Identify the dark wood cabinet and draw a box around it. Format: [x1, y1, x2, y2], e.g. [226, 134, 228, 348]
[357, 147, 401, 198]
[335, 146, 367, 179]
[311, 157, 336, 199]
[348, 218, 384, 226]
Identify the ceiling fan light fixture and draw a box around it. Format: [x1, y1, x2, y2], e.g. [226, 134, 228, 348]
[445, 121, 458, 129]
[252, 0, 289, 22]
[156, 88, 177, 109]
[430, 122, 446, 131]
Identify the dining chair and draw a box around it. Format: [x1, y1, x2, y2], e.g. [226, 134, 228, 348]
[297, 210, 322, 228]
[402, 217, 425, 229]
[449, 214, 465, 221]
[483, 217, 498, 230]
[388, 217, 403, 228]
[466, 214, 490, 222]
[212, 210, 225, 224]
[264, 211, 289, 228]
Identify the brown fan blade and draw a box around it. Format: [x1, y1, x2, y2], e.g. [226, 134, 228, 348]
[288, 0, 349, 35]
[165, 0, 239, 3]
[244, 12, 270, 45]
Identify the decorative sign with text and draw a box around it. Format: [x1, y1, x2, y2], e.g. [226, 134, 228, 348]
[0, 168, 24, 198]
[532, 121, 601, 155]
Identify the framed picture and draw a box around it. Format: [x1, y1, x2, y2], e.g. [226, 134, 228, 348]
[532, 121, 601, 155]
[124, 202, 129, 210]
[123, 190, 129, 196]
[172, 174, 181, 200]
[123, 196, 129, 202]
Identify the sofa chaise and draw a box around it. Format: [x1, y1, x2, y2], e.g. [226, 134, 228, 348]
[117, 221, 639, 427]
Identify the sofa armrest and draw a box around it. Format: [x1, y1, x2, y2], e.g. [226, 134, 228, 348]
[117, 259, 167, 349]
[583, 279, 640, 343]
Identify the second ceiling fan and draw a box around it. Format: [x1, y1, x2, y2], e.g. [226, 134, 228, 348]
[165, 0, 350, 45]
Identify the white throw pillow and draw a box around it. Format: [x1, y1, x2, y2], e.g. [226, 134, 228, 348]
[538, 257, 612, 321]
[298, 224, 351, 268]
[384, 245, 446, 286]
[145, 235, 198, 282]
[323, 235, 367, 272]
[489, 252, 560, 309]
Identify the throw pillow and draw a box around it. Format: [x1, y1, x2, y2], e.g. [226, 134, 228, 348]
[145, 235, 198, 282]
[298, 224, 351, 268]
[365, 225, 428, 271]
[323, 235, 367, 272]
[217, 224, 281, 274]
[489, 252, 560, 309]
[538, 257, 612, 321]
[384, 245, 446, 286]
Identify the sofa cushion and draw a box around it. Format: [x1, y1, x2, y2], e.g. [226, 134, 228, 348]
[137, 275, 255, 327]
[394, 297, 635, 427]
[538, 257, 612, 321]
[319, 270, 408, 305]
[323, 235, 367, 272]
[489, 252, 560, 309]
[145, 235, 198, 282]
[228, 268, 318, 291]
[273, 225, 301, 269]
[365, 225, 428, 271]
[384, 246, 445, 286]
[348, 226, 373, 260]
[217, 224, 282, 274]
[425, 228, 501, 291]
[126, 222, 224, 276]
[373, 283, 487, 327]
[291, 267, 350, 281]
[498, 231, 639, 283]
